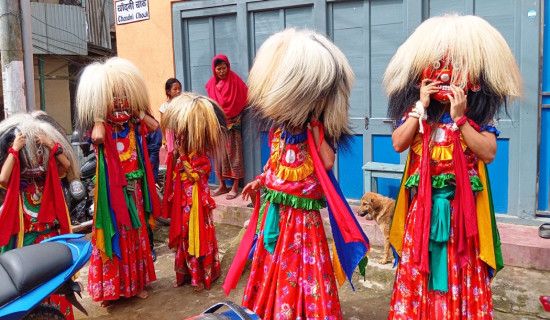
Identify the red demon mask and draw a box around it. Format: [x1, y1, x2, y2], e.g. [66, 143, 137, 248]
[107, 97, 132, 123]
[421, 60, 480, 102]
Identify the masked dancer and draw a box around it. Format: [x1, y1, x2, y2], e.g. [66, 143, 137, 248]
[76, 57, 160, 307]
[384, 14, 523, 319]
[0, 112, 80, 319]
[161, 92, 226, 291]
[223, 28, 370, 320]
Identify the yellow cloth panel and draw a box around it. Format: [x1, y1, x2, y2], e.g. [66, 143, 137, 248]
[475, 160, 496, 271]
[332, 241, 346, 287]
[188, 183, 200, 257]
[389, 152, 411, 257]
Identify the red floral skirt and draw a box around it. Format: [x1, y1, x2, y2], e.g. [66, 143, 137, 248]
[242, 203, 342, 320]
[87, 185, 156, 301]
[174, 203, 221, 289]
[388, 197, 493, 319]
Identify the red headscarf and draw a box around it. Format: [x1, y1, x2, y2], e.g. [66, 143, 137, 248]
[205, 54, 248, 119]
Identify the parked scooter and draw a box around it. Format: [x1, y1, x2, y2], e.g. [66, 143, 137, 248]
[67, 132, 96, 233]
[65, 156, 96, 233]
[0, 234, 92, 320]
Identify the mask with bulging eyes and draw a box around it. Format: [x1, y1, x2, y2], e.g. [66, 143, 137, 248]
[107, 97, 132, 123]
[421, 59, 481, 102]
[20, 144, 46, 178]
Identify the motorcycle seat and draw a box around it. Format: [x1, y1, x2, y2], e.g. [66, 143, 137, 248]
[0, 242, 73, 307]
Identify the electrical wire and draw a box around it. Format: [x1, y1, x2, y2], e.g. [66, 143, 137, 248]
[32, 37, 86, 56]
[30, 0, 115, 46]
[30, 14, 88, 43]
[32, 33, 87, 51]
[32, 44, 86, 67]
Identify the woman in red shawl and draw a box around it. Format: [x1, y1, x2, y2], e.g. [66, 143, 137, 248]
[206, 54, 247, 200]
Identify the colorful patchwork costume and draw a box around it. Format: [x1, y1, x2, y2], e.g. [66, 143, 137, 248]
[383, 14, 523, 319]
[76, 57, 160, 303]
[160, 93, 226, 290]
[223, 28, 370, 320]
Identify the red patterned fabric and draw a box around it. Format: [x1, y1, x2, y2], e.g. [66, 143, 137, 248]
[102, 123, 131, 227]
[389, 116, 493, 320]
[388, 199, 493, 319]
[0, 148, 22, 247]
[37, 143, 71, 235]
[242, 203, 342, 320]
[241, 129, 342, 320]
[452, 131, 478, 269]
[413, 122, 433, 273]
[161, 151, 174, 219]
[167, 152, 221, 289]
[87, 128, 156, 302]
[88, 183, 156, 301]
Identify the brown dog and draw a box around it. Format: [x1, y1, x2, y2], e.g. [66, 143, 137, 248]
[357, 192, 395, 264]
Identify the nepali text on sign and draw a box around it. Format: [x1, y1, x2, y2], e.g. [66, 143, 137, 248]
[115, 0, 150, 25]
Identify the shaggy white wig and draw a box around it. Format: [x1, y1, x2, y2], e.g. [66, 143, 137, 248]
[161, 92, 227, 161]
[0, 113, 80, 181]
[383, 14, 522, 99]
[76, 57, 151, 130]
[247, 28, 355, 142]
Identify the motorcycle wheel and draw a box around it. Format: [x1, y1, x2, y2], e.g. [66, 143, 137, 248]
[23, 304, 65, 320]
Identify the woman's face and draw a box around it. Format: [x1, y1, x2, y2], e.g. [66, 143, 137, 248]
[215, 63, 228, 80]
[167, 82, 182, 99]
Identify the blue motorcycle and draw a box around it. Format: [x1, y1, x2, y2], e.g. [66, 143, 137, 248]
[0, 234, 92, 320]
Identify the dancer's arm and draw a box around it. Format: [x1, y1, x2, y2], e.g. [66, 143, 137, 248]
[135, 111, 159, 134]
[36, 133, 71, 176]
[392, 79, 440, 152]
[392, 117, 419, 153]
[311, 121, 335, 170]
[448, 85, 497, 164]
[91, 121, 106, 145]
[0, 133, 25, 187]
[242, 159, 269, 201]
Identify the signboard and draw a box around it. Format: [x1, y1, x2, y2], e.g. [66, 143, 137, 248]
[115, 0, 150, 25]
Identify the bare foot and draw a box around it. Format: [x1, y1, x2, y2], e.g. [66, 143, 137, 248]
[193, 282, 205, 292]
[136, 289, 148, 299]
[174, 273, 191, 288]
[99, 300, 111, 307]
[226, 190, 239, 200]
[211, 186, 229, 197]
